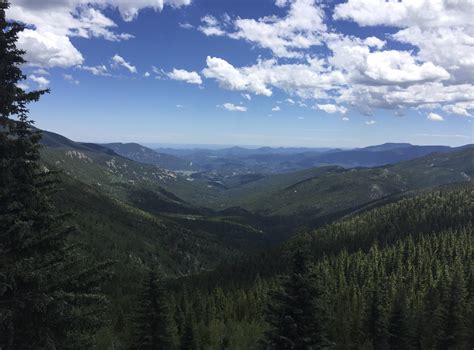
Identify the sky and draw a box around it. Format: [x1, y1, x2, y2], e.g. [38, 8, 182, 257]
[7, 0, 474, 148]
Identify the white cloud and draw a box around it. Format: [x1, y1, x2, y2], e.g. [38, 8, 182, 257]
[151, 66, 168, 79]
[222, 103, 247, 112]
[80, 64, 110, 76]
[199, 0, 326, 58]
[197, 0, 474, 118]
[18, 29, 84, 67]
[17, 83, 30, 91]
[442, 102, 473, 117]
[63, 73, 80, 85]
[168, 69, 202, 85]
[7, 0, 192, 68]
[179, 22, 194, 29]
[112, 54, 137, 73]
[33, 68, 49, 75]
[29, 75, 50, 89]
[315, 104, 347, 114]
[199, 15, 226, 36]
[342, 117, 349, 121]
[203, 56, 345, 98]
[365, 120, 376, 125]
[333, 0, 472, 29]
[242, 93, 252, 101]
[143, 71, 151, 78]
[427, 112, 444, 122]
[272, 106, 281, 112]
[202, 56, 273, 96]
[333, 0, 474, 107]
[286, 98, 295, 105]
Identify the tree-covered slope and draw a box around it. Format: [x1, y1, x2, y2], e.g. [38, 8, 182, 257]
[103, 142, 190, 171]
[207, 147, 473, 220]
[167, 186, 474, 349]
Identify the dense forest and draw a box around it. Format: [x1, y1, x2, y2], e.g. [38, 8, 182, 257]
[1, 2, 473, 349]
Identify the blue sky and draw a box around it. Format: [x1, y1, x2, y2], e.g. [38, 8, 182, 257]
[9, 0, 474, 147]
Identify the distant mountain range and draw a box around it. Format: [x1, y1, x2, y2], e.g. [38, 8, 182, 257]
[102, 142, 190, 170]
[153, 142, 470, 174]
[37, 127, 473, 238]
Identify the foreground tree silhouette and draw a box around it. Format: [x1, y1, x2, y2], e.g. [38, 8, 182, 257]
[0, 2, 110, 348]
[261, 250, 331, 349]
[131, 270, 176, 350]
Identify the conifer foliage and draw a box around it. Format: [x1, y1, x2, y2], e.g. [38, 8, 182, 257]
[130, 270, 176, 350]
[0, 2, 109, 348]
[261, 250, 330, 350]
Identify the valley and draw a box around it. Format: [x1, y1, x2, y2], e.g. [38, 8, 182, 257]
[2, 2, 474, 349]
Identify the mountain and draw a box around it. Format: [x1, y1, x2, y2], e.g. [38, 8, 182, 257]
[35, 128, 474, 348]
[154, 142, 461, 176]
[38, 130, 272, 268]
[196, 147, 474, 224]
[297, 143, 453, 168]
[169, 185, 474, 349]
[38, 128, 474, 235]
[102, 142, 190, 170]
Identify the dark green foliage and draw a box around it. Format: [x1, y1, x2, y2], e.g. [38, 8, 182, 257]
[130, 270, 176, 350]
[169, 188, 474, 349]
[0, 3, 109, 348]
[388, 290, 411, 350]
[180, 313, 199, 350]
[261, 250, 330, 349]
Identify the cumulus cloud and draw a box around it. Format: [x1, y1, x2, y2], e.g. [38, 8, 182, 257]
[315, 104, 347, 114]
[427, 112, 444, 122]
[203, 56, 345, 98]
[198, 0, 326, 58]
[242, 93, 252, 101]
[222, 103, 247, 112]
[272, 106, 281, 112]
[332, 0, 474, 111]
[199, 15, 226, 36]
[18, 29, 84, 67]
[29, 75, 50, 89]
[168, 69, 203, 85]
[365, 120, 376, 125]
[197, 0, 474, 118]
[442, 103, 473, 117]
[112, 54, 137, 73]
[7, 0, 192, 67]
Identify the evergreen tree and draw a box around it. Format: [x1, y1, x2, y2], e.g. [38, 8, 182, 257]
[364, 287, 388, 350]
[388, 290, 411, 350]
[180, 312, 199, 350]
[261, 250, 331, 349]
[439, 264, 469, 349]
[0, 2, 110, 348]
[131, 270, 176, 350]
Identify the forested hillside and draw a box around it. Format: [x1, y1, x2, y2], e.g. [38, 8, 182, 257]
[202, 147, 473, 217]
[2, 3, 473, 349]
[161, 187, 474, 349]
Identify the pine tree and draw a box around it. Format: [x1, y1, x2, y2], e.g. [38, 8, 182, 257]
[388, 290, 411, 350]
[439, 264, 469, 349]
[261, 250, 331, 349]
[0, 2, 110, 348]
[364, 287, 388, 350]
[131, 270, 176, 350]
[180, 312, 199, 350]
